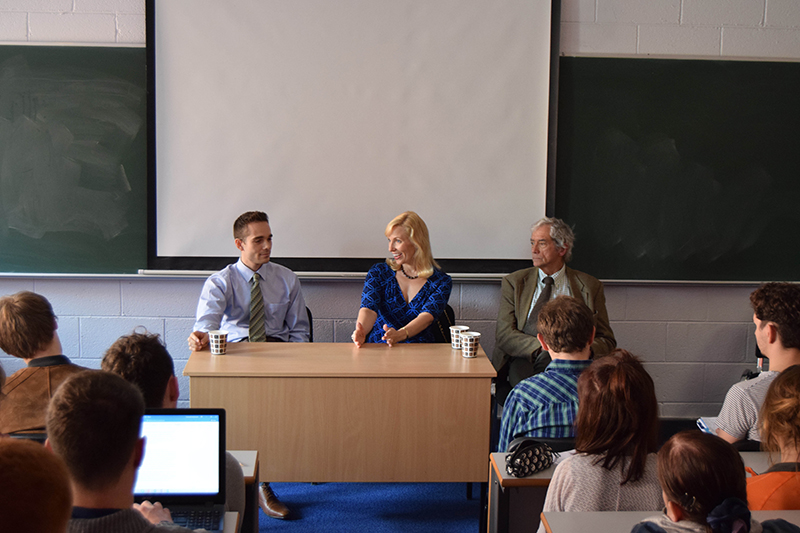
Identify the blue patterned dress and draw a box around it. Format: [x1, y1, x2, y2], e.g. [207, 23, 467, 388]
[360, 262, 452, 344]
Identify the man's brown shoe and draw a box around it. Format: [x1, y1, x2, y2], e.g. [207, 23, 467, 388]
[258, 482, 290, 519]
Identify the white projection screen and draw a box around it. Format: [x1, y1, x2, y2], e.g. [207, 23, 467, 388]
[149, 0, 557, 273]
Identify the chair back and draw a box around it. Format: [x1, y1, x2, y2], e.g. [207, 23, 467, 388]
[306, 306, 314, 342]
[431, 305, 455, 343]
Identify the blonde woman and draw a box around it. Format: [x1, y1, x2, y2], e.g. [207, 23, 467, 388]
[747, 364, 800, 510]
[352, 212, 452, 347]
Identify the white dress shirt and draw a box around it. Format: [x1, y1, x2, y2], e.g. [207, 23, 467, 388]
[193, 259, 309, 342]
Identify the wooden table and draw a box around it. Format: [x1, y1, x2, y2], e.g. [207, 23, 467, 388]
[185, 342, 495, 482]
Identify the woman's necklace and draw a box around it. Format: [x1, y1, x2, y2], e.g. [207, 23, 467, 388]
[400, 265, 418, 279]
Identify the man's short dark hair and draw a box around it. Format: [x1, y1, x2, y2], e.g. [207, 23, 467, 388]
[537, 296, 595, 353]
[46, 370, 144, 491]
[750, 282, 800, 349]
[0, 291, 57, 360]
[233, 211, 269, 241]
[102, 331, 175, 409]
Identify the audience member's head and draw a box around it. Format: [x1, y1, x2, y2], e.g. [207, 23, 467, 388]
[658, 431, 748, 529]
[537, 296, 595, 356]
[46, 370, 145, 492]
[575, 349, 659, 484]
[531, 217, 575, 262]
[0, 438, 72, 533]
[750, 282, 800, 351]
[102, 331, 176, 409]
[0, 291, 57, 360]
[760, 364, 800, 460]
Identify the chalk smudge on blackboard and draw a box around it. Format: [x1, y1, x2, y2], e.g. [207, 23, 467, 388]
[0, 54, 144, 240]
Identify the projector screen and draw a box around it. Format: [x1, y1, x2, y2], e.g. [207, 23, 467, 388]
[149, 0, 556, 272]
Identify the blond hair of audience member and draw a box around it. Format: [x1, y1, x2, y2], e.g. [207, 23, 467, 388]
[747, 364, 800, 510]
[0, 438, 72, 533]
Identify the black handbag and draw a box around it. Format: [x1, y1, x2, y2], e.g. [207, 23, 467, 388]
[505, 437, 557, 477]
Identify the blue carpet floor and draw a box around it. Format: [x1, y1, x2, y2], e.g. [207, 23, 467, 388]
[257, 483, 482, 532]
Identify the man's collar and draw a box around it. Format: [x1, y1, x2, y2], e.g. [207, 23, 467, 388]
[27, 355, 71, 367]
[538, 264, 567, 283]
[546, 357, 592, 370]
[235, 258, 269, 280]
[71, 507, 123, 519]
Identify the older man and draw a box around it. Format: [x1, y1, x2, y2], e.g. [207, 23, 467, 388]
[492, 217, 616, 402]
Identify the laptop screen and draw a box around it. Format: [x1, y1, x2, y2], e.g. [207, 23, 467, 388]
[134, 408, 226, 503]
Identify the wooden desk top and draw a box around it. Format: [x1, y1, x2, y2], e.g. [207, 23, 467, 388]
[184, 342, 496, 378]
[490, 451, 557, 488]
[491, 451, 772, 489]
[228, 450, 258, 484]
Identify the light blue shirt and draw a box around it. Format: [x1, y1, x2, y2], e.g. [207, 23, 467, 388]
[193, 259, 310, 342]
[526, 264, 572, 320]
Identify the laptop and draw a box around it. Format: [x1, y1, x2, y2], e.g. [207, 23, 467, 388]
[134, 408, 226, 532]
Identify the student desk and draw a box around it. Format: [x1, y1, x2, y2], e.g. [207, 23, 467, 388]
[228, 450, 258, 533]
[488, 451, 773, 533]
[540, 510, 800, 533]
[185, 342, 495, 482]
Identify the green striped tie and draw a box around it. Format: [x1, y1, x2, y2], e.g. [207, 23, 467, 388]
[249, 273, 267, 343]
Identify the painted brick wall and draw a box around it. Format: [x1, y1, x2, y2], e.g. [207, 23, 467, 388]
[1, 0, 797, 415]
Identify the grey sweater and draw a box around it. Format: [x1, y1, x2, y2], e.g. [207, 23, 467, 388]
[543, 453, 663, 512]
[68, 509, 204, 533]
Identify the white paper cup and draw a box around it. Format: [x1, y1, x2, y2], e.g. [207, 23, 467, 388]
[460, 331, 481, 358]
[450, 325, 470, 349]
[208, 330, 228, 355]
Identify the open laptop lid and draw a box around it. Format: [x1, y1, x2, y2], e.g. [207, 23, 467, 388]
[134, 408, 226, 506]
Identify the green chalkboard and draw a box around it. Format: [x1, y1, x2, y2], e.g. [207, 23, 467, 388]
[556, 57, 800, 281]
[0, 45, 147, 274]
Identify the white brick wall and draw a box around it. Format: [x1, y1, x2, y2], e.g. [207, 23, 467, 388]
[1, 0, 798, 416]
[0, 0, 145, 44]
[563, 0, 800, 58]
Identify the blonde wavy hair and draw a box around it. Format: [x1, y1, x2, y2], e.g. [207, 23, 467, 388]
[760, 364, 800, 463]
[385, 211, 440, 278]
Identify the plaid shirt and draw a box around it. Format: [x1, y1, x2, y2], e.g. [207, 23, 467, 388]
[498, 358, 592, 452]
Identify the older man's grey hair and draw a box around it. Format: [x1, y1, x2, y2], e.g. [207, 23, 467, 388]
[531, 217, 575, 262]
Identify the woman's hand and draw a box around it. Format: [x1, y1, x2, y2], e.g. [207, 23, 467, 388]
[352, 322, 367, 348]
[382, 324, 408, 346]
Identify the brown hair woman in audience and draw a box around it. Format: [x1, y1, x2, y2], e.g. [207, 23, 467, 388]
[542, 349, 663, 513]
[632, 430, 800, 533]
[747, 364, 800, 510]
[351, 211, 452, 347]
